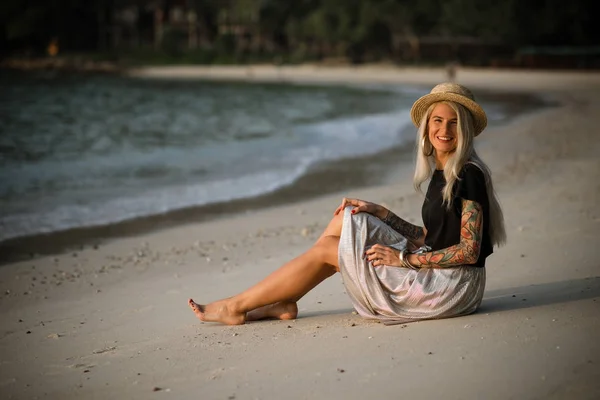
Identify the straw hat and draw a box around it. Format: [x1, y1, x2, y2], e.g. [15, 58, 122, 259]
[410, 82, 487, 136]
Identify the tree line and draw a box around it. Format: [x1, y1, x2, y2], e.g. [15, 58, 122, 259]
[0, 0, 595, 66]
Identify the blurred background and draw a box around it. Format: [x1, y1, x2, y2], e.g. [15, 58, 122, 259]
[0, 0, 594, 257]
[1, 0, 597, 69]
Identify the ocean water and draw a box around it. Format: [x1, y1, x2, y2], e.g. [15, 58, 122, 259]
[0, 72, 512, 242]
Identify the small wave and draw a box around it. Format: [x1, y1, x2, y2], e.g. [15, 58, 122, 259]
[0, 109, 414, 241]
[0, 164, 312, 242]
[301, 110, 414, 159]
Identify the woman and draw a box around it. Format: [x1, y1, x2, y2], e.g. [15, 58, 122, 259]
[188, 82, 506, 326]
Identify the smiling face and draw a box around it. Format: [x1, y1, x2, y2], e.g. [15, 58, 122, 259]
[427, 103, 459, 168]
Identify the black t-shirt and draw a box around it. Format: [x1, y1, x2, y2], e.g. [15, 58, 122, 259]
[421, 163, 493, 268]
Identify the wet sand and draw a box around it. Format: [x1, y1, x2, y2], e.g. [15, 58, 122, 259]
[0, 66, 599, 399]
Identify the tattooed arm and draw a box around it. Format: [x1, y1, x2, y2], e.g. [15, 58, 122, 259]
[381, 209, 427, 248]
[406, 199, 483, 268]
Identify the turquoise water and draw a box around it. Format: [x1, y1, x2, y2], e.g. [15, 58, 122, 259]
[0, 72, 513, 241]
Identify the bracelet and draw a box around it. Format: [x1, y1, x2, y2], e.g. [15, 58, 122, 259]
[399, 249, 420, 270]
[404, 253, 420, 270]
[398, 248, 405, 265]
[399, 249, 409, 268]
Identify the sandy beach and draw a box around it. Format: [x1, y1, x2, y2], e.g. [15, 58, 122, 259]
[1, 66, 599, 399]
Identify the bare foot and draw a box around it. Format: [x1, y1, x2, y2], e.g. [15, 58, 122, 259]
[246, 301, 298, 321]
[188, 298, 246, 325]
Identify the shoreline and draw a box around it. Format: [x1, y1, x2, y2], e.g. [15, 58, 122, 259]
[1, 67, 599, 399]
[0, 78, 550, 264]
[0, 142, 413, 264]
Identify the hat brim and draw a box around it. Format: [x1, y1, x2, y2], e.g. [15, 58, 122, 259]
[410, 92, 487, 136]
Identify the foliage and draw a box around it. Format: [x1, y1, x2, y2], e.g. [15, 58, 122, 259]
[0, 0, 595, 65]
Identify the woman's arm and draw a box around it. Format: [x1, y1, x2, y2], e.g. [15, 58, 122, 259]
[407, 199, 483, 268]
[382, 209, 427, 248]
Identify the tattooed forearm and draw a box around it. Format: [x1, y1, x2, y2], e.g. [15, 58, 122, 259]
[412, 199, 483, 269]
[383, 210, 425, 242]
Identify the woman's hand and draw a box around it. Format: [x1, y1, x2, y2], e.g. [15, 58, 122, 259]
[334, 197, 386, 219]
[364, 244, 402, 267]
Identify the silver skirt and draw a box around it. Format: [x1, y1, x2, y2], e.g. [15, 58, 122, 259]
[338, 207, 485, 325]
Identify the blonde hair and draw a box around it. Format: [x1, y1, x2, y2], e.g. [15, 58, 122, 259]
[413, 101, 506, 247]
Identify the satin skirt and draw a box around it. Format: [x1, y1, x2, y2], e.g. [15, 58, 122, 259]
[338, 207, 486, 325]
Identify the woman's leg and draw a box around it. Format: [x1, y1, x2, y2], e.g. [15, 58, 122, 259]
[244, 300, 298, 322]
[188, 232, 342, 325]
[318, 208, 344, 241]
[244, 211, 347, 322]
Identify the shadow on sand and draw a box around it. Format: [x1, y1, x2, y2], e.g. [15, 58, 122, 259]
[240, 277, 600, 326]
[299, 308, 357, 319]
[480, 276, 600, 314]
